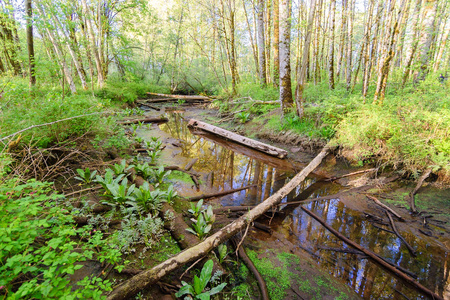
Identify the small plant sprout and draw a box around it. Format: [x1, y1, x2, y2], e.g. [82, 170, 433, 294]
[130, 123, 139, 135]
[151, 165, 171, 185]
[217, 244, 228, 264]
[134, 136, 144, 144]
[203, 205, 215, 225]
[137, 120, 144, 128]
[188, 199, 204, 218]
[177, 99, 186, 105]
[74, 167, 97, 184]
[111, 159, 134, 176]
[186, 213, 211, 240]
[175, 259, 227, 299]
[146, 149, 161, 164]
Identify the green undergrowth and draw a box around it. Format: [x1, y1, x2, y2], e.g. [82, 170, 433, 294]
[0, 179, 123, 299]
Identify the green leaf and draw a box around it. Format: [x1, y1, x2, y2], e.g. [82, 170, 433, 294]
[208, 282, 227, 295]
[175, 282, 194, 297]
[199, 260, 213, 292]
[193, 275, 203, 295]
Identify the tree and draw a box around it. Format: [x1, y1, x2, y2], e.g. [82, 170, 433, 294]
[279, 0, 293, 116]
[273, 0, 279, 87]
[328, 0, 336, 90]
[26, 0, 36, 86]
[257, 0, 267, 85]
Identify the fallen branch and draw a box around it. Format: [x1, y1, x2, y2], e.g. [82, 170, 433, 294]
[324, 168, 378, 181]
[0, 112, 103, 143]
[366, 195, 404, 221]
[408, 168, 432, 214]
[188, 119, 288, 159]
[146, 92, 211, 101]
[386, 212, 417, 257]
[184, 158, 198, 171]
[188, 184, 257, 202]
[136, 101, 161, 111]
[232, 237, 269, 300]
[107, 146, 332, 300]
[64, 186, 102, 197]
[301, 207, 439, 299]
[117, 117, 168, 125]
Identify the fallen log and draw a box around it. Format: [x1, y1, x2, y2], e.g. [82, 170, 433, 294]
[188, 119, 288, 159]
[188, 184, 257, 202]
[106, 146, 332, 300]
[136, 101, 161, 111]
[118, 117, 168, 125]
[366, 195, 404, 221]
[386, 212, 417, 257]
[409, 168, 432, 214]
[232, 237, 269, 300]
[146, 92, 211, 101]
[324, 168, 378, 182]
[301, 207, 441, 300]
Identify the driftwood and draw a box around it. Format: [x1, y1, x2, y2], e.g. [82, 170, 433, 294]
[386, 212, 417, 257]
[188, 184, 257, 202]
[366, 195, 404, 221]
[324, 168, 378, 181]
[301, 207, 441, 300]
[118, 117, 168, 125]
[409, 168, 432, 213]
[146, 92, 211, 101]
[231, 237, 269, 300]
[188, 119, 288, 159]
[106, 146, 332, 300]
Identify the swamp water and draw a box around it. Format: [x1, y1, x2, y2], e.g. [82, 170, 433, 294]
[139, 110, 449, 299]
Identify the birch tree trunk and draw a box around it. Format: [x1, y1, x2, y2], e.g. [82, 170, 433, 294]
[26, 0, 36, 86]
[294, 0, 316, 118]
[415, 0, 438, 82]
[273, 0, 280, 86]
[328, 0, 336, 89]
[257, 0, 267, 85]
[81, 0, 104, 88]
[279, 0, 293, 116]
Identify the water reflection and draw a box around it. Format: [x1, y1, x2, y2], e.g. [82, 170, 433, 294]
[147, 111, 449, 299]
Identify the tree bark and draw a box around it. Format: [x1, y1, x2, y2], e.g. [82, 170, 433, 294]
[257, 0, 267, 85]
[272, 0, 280, 87]
[106, 146, 332, 300]
[328, 0, 336, 89]
[402, 0, 423, 87]
[26, 0, 36, 86]
[278, 0, 293, 116]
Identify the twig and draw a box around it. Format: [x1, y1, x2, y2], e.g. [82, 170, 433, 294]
[0, 112, 104, 143]
[324, 168, 378, 181]
[235, 223, 250, 256]
[65, 186, 102, 197]
[386, 212, 417, 257]
[367, 195, 404, 221]
[179, 256, 206, 280]
[409, 168, 433, 214]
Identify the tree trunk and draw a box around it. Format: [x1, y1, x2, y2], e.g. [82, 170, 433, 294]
[294, 0, 316, 118]
[336, 0, 348, 81]
[279, 0, 293, 116]
[345, 0, 354, 91]
[26, 0, 36, 86]
[414, 0, 438, 82]
[106, 146, 332, 300]
[243, 0, 259, 79]
[401, 0, 422, 87]
[273, 0, 280, 87]
[257, 0, 267, 85]
[81, 0, 104, 88]
[328, 0, 336, 89]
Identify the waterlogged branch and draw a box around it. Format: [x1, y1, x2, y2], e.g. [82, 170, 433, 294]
[0, 112, 104, 144]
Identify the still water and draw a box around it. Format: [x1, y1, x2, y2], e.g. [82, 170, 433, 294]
[141, 110, 449, 299]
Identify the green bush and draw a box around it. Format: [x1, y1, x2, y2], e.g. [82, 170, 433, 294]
[0, 179, 122, 299]
[95, 79, 170, 103]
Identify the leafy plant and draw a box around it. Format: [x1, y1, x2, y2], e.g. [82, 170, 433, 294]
[74, 167, 97, 184]
[105, 178, 135, 205]
[236, 111, 251, 123]
[130, 123, 139, 136]
[135, 136, 144, 144]
[147, 149, 161, 164]
[203, 205, 215, 225]
[151, 165, 171, 185]
[217, 244, 228, 264]
[129, 182, 166, 215]
[94, 169, 125, 191]
[176, 260, 227, 300]
[111, 159, 134, 176]
[164, 184, 178, 204]
[134, 162, 153, 180]
[186, 213, 211, 240]
[188, 199, 204, 218]
[178, 99, 186, 105]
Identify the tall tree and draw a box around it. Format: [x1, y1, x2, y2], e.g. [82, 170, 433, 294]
[26, 0, 36, 86]
[328, 0, 336, 89]
[273, 0, 280, 87]
[294, 0, 316, 118]
[415, 0, 438, 81]
[279, 0, 293, 116]
[257, 0, 267, 85]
